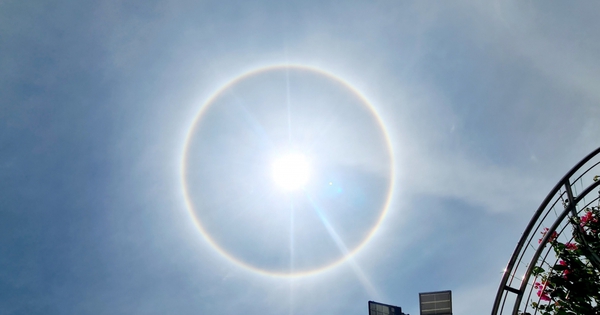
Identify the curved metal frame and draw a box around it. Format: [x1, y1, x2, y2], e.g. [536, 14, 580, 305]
[491, 147, 600, 315]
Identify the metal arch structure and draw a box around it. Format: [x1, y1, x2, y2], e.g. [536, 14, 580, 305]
[491, 147, 600, 315]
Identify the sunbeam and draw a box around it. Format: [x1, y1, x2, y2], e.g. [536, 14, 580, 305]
[304, 192, 380, 298]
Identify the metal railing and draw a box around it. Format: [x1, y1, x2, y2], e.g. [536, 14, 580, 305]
[491, 147, 600, 315]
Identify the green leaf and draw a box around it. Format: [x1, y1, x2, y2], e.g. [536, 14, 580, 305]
[532, 266, 546, 276]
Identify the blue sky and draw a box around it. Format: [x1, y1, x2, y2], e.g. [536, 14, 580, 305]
[2, 1, 600, 314]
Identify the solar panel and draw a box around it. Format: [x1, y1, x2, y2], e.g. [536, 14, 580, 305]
[368, 301, 404, 315]
[419, 290, 452, 315]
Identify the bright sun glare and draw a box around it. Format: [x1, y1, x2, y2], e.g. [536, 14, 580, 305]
[272, 153, 310, 191]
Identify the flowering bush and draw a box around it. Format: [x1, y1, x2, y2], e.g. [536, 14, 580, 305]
[530, 204, 600, 315]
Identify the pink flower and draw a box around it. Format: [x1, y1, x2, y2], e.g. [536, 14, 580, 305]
[565, 242, 578, 250]
[539, 228, 559, 244]
[537, 289, 551, 301]
[559, 260, 571, 279]
[534, 281, 547, 290]
[580, 211, 597, 227]
[534, 280, 552, 301]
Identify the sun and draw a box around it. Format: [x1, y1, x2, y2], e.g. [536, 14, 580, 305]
[272, 153, 310, 191]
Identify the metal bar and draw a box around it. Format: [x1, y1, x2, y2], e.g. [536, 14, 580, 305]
[504, 286, 520, 294]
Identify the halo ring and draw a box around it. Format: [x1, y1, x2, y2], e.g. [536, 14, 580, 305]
[181, 64, 395, 278]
